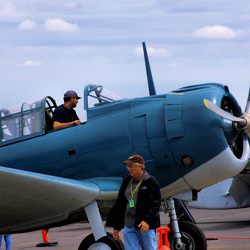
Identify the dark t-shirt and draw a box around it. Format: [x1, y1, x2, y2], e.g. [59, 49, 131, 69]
[124, 172, 144, 227]
[53, 104, 79, 123]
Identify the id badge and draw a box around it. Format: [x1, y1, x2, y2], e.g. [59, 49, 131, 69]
[129, 200, 134, 208]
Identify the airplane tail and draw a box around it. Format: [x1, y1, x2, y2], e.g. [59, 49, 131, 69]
[142, 42, 156, 96]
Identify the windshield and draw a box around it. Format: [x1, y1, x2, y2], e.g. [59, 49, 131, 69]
[84, 84, 123, 109]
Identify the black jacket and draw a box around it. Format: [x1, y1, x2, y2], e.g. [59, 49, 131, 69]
[106, 171, 161, 231]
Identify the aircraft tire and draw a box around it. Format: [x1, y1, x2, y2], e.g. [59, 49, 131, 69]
[78, 232, 125, 250]
[168, 221, 207, 250]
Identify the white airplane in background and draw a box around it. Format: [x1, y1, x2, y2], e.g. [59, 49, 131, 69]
[188, 160, 250, 209]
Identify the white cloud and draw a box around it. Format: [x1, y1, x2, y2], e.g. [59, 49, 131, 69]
[0, 0, 25, 17]
[0, 0, 16, 16]
[134, 47, 170, 57]
[18, 20, 38, 31]
[21, 60, 41, 67]
[192, 25, 238, 40]
[43, 18, 80, 33]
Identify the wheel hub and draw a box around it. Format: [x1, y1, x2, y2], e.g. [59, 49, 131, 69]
[88, 242, 112, 250]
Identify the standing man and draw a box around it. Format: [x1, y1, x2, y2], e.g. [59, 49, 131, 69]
[106, 155, 161, 250]
[53, 90, 82, 130]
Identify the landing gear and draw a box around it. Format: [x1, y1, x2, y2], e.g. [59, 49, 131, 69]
[80, 201, 125, 250]
[78, 232, 125, 250]
[163, 198, 207, 250]
[168, 221, 207, 250]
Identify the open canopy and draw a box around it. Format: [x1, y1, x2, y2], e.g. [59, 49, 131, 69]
[84, 84, 123, 110]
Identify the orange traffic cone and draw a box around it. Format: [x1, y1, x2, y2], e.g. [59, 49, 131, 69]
[42, 230, 49, 243]
[157, 227, 171, 250]
[36, 230, 58, 247]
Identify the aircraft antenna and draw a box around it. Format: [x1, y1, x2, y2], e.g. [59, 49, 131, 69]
[142, 42, 156, 96]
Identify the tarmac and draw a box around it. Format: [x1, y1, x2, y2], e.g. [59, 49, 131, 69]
[4, 207, 250, 249]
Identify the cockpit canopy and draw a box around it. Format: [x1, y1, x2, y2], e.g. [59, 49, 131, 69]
[0, 96, 57, 145]
[84, 84, 122, 109]
[1, 85, 122, 145]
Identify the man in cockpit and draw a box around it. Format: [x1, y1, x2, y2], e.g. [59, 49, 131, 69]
[53, 90, 82, 130]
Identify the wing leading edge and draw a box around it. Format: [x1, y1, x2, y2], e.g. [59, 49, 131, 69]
[0, 166, 100, 234]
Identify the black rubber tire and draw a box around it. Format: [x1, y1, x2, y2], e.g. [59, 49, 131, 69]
[168, 221, 207, 250]
[106, 232, 125, 250]
[78, 232, 125, 250]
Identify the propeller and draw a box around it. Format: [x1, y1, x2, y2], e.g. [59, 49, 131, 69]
[245, 85, 250, 113]
[204, 99, 247, 126]
[204, 90, 250, 139]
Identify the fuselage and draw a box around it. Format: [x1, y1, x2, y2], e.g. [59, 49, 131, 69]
[0, 83, 248, 200]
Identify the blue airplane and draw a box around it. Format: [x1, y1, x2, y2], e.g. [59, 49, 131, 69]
[0, 42, 250, 250]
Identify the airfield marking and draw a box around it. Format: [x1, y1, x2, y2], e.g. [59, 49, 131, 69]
[207, 236, 250, 240]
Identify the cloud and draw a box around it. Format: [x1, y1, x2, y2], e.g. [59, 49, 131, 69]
[17, 18, 80, 33]
[18, 20, 38, 31]
[21, 60, 41, 67]
[43, 18, 80, 33]
[192, 25, 238, 40]
[0, 0, 24, 17]
[134, 47, 170, 57]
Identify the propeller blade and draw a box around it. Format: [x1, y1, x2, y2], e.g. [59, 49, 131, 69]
[245, 85, 250, 113]
[204, 99, 247, 127]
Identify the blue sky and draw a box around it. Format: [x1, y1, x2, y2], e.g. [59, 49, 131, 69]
[1, 0, 250, 121]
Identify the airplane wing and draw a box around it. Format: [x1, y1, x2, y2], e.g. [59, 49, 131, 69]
[87, 177, 123, 200]
[0, 166, 101, 234]
[188, 161, 250, 209]
[229, 161, 250, 208]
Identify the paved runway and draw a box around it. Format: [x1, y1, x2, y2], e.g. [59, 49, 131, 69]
[4, 207, 250, 249]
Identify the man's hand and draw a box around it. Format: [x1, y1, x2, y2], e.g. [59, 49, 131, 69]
[138, 221, 149, 233]
[72, 119, 82, 126]
[113, 230, 120, 241]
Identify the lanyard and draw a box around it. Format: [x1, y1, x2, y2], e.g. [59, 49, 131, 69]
[130, 173, 145, 199]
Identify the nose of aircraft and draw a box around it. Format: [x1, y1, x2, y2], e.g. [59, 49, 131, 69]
[204, 97, 250, 140]
[165, 84, 249, 193]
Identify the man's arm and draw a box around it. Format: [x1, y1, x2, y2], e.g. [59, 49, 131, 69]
[53, 120, 81, 130]
[143, 177, 162, 226]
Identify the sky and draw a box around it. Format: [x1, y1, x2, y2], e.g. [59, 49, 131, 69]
[1, 0, 250, 121]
